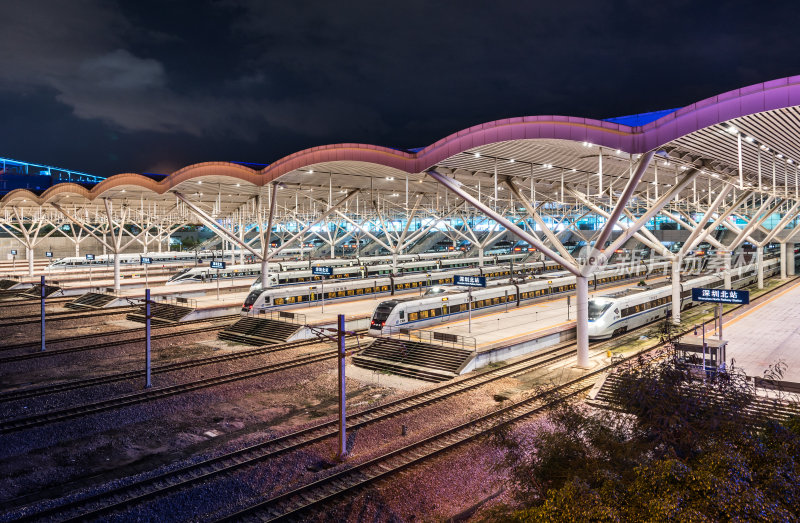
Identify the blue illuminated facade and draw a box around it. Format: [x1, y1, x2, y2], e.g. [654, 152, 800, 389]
[0, 157, 105, 195]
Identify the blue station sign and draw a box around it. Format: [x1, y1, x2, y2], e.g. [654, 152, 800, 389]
[691, 287, 750, 305]
[45, 251, 53, 258]
[454, 275, 487, 288]
[85, 254, 95, 261]
[312, 266, 333, 276]
[141, 257, 153, 265]
[10, 249, 17, 255]
[210, 260, 226, 270]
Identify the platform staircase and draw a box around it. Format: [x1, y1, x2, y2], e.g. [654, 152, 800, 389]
[65, 292, 117, 310]
[0, 279, 18, 290]
[218, 317, 302, 345]
[589, 372, 800, 426]
[18, 283, 61, 299]
[126, 301, 195, 325]
[353, 337, 474, 382]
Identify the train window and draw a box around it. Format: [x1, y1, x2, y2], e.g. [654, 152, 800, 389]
[287, 296, 296, 304]
[420, 310, 429, 319]
[356, 288, 363, 295]
[399, 310, 405, 319]
[409, 312, 418, 321]
[347, 290, 355, 296]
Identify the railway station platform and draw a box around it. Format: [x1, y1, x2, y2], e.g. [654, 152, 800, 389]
[715, 278, 800, 382]
[355, 278, 666, 381]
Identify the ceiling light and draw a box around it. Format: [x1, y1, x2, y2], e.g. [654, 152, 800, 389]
[616, 149, 621, 154]
[236, 183, 240, 187]
[711, 173, 719, 178]
[726, 125, 738, 135]
[543, 163, 553, 169]
[197, 181, 202, 184]
[509, 158, 515, 163]
[474, 152, 481, 158]
[386, 177, 395, 181]
[777, 153, 784, 159]
[121, 189, 125, 192]
[571, 168, 577, 172]
[308, 170, 314, 174]
[744, 136, 754, 143]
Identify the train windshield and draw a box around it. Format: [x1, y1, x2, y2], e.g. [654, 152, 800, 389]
[588, 299, 613, 321]
[370, 301, 397, 328]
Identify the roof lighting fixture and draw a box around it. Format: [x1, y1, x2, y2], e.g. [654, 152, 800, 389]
[571, 168, 577, 172]
[199, 192, 203, 196]
[121, 189, 125, 192]
[474, 152, 480, 158]
[777, 153, 784, 159]
[680, 166, 687, 170]
[726, 125, 738, 135]
[386, 177, 395, 181]
[197, 181, 202, 184]
[308, 170, 314, 173]
[760, 144, 770, 151]
[236, 183, 241, 186]
[543, 163, 553, 169]
[509, 158, 515, 163]
[744, 136, 754, 143]
[616, 149, 621, 154]
[711, 173, 719, 178]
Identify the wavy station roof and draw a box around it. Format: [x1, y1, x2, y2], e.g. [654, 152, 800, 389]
[3, 76, 800, 224]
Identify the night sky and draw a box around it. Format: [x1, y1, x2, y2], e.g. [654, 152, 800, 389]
[0, 1, 797, 177]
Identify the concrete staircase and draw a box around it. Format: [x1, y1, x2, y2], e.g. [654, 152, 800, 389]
[353, 337, 474, 382]
[65, 292, 117, 310]
[18, 283, 61, 299]
[126, 302, 195, 325]
[218, 317, 302, 345]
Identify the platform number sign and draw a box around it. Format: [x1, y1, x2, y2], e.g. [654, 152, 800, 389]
[692, 287, 750, 305]
[312, 266, 333, 276]
[85, 254, 95, 261]
[141, 257, 153, 265]
[45, 251, 53, 258]
[10, 249, 17, 256]
[210, 260, 226, 270]
[454, 275, 487, 288]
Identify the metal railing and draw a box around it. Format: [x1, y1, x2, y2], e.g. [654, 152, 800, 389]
[383, 325, 477, 353]
[249, 308, 307, 325]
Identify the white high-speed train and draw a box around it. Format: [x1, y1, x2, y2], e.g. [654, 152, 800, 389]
[46, 251, 233, 269]
[245, 252, 536, 292]
[166, 252, 476, 286]
[367, 261, 672, 335]
[586, 258, 779, 339]
[242, 263, 538, 313]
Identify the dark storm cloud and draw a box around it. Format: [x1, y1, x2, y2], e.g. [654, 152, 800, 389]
[0, 0, 797, 175]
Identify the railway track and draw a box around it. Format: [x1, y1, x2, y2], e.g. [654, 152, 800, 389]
[2, 306, 136, 327]
[8, 277, 796, 521]
[0, 295, 73, 307]
[221, 370, 602, 522]
[4, 329, 652, 522]
[0, 333, 335, 402]
[0, 323, 232, 365]
[0, 314, 239, 353]
[0, 340, 350, 434]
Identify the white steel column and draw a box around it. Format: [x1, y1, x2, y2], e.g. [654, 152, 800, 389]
[576, 276, 589, 368]
[757, 248, 765, 289]
[723, 254, 732, 288]
[671, 258, 682, 323]
[781, 242, 788, 279]
[790, 243, 796, 276]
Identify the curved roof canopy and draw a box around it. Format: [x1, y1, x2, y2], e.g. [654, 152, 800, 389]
[4, 75, 800, 217]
